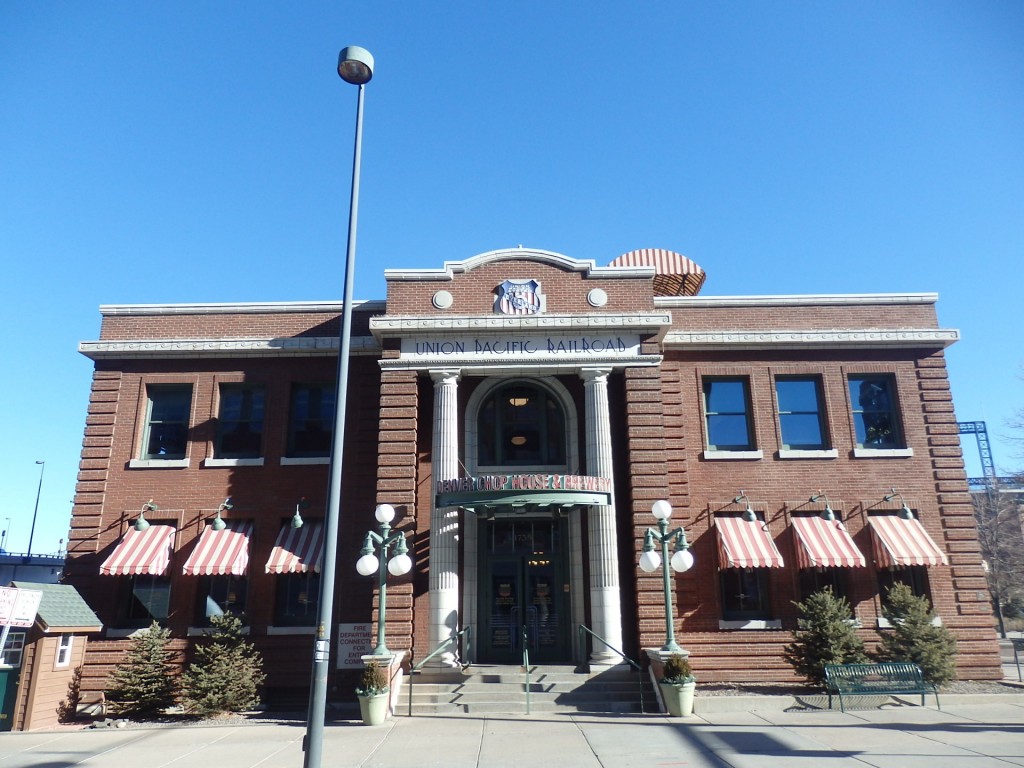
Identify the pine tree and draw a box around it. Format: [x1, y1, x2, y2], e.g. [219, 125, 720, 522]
[783, 588, 868, 686]
[875, 582, 957, 685]
[181, 614, 266, 716]
[105, 621, 179, 717]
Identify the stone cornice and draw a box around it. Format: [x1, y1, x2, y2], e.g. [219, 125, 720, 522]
[655, 292, 938, 308]
[663, 328, 959, 350]
[97, 300, 385, 316]
[369, 312, 672, 340]
[79, 336, 380, 360]
[383, 248, 653, 282]
[379, 354, 664, 374]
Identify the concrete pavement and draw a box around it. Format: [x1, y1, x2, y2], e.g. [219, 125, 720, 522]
[2, 698, 1024, 768]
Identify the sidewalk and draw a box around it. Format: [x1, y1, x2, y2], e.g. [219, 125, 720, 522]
[3, 697, 1024, 768]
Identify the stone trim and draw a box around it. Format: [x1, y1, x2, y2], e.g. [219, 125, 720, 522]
[656, 292, 939, 308]
[383, 247, 654, 282]
[98, 300, 385, 315]
[79, 336, 380, 360]
[664, 329, 958, 350]
[370, 312, 672, 337]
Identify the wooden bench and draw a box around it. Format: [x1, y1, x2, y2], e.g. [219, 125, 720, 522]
[824, 662, 939, 712]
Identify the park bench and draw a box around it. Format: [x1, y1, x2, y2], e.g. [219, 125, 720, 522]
[824, 662, 939, 712]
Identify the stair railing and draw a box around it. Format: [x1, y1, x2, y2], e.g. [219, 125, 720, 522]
[522, 624, 531, 714]
[577, 624, 645, 713]
[406, 627, 472, 716]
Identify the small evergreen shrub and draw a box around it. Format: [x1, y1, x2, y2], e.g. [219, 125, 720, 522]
[105, 621, 179, 717]
[180, 614, 266, 716]
[783, 588, 868, 686]
[660, 654, 695, 684]
[356, 661, 389, 696]
[874, 583, 957, 685]
[57, 665, 83, 723]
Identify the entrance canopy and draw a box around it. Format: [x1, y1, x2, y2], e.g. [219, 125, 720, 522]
[791, 515, 866, 568]
[182, 520, 252, 576]
[868, 514, 948, 567]
[716, 515, 785, 569]
[435, 474, 612, 511]
[265, 521, 324, 574]
[99, 525, 175, 576]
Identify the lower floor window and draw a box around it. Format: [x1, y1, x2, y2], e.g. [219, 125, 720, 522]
[878, 566, 930, 607]
[196, 575, 248, 624]
[720, 568, 771, 620]
[274, 572, 320, 625]
[122, 575, 171, 626]
[798, 569, 849, 604]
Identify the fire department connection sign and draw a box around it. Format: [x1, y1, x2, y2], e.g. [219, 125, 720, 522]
[0, 587, 42, 628]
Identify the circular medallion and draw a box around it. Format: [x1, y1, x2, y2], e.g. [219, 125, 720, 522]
[432, 290, 454, 310]
[587, 288, 608, 307]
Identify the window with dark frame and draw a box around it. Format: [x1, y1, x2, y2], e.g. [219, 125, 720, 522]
[877, 566, 931, 607]
[215, 384, 265, 459]
[286, 384, 336, 457]
[274, 571, 321, 626]
[142, 385, 192, 459]
[848, 374, 903, 449]
[477, 382, 566, 467]
[703, 378, 754, 450]
[196, 574, 248, 625]
[120, 575, 171, 626]
[719, 567, 772, 620]
[798, 569, 850, 604]
[775, 376, 828, 450]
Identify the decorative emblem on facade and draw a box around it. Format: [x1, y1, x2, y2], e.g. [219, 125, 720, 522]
[495, 279, 545, 315]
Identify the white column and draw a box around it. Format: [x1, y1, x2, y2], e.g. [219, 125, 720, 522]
[429, 368, 461, 666]
[581, 367, 623, 664]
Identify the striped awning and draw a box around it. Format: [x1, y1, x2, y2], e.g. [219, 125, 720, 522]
[791, 515, 866, 568]
[716, 515, 785, 569]
[99, 525, 175, 576]
[869, 514, 949, 567]
[608, 248, 707, 296]
[182, 520, 253, 576]
[265, 521, 323, 574]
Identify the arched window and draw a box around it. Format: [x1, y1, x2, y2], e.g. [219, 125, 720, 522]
[477, 382, 566, 468]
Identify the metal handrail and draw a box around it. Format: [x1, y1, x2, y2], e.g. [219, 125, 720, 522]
[577, 624, 645, 713]
[407, 627, 472, 716]
[522, 624, 531, 714]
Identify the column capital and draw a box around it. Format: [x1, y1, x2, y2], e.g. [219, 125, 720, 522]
[579, 367, 612, 384]
[429, 368, 462, 384]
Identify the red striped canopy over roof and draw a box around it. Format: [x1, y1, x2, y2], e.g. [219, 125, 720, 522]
[265, 521, 324, 574]
[868, 514, 949, 567]
[608, 248, 707, 296]
[182, 520, 253, 576]
[716, 515, 785, 569]
[99, 525, 175, 576]
[791, 515, 866, 569]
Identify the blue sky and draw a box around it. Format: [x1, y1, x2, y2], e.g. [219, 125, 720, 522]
[2, 2, 1022, 556]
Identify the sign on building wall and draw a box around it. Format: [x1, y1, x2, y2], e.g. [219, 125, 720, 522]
[336, 623, 374, 669]
[400, 333, 642, 363]
[0, 588, 42, 628]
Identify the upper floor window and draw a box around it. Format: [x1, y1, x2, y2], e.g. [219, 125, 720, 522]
[775, 377, 828, 450]
[215, 385, 265, 459]
[703, 378, 754, 450]
[477, 383, 566, 468]
[848, 374, 903, 449]
[142, 385, 192, 459]
[287, 384, 335, 458]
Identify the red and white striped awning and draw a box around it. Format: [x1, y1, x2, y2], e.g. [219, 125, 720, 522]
[716, 515, 785, 569]
[182, 521, 253, 576]
[99, 525, 175, 576]
[869, 514, 949, 567]
[608, 248, 707, 296]
[265, 522, 323, 574]
[791, 515, 866, 569]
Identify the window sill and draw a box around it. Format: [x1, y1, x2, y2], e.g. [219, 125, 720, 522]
[188, 625, 250, 637]
[718, 619, 782, 630]
[281, 457, 330, 466]
[703, 450, 764, 461]
[267, 625, 317, 635]
[853, 447, 914, 458]
[203, 458, 265, 468]
[128, 458, 189, 469]
[778, 449, 838, 460]
[877, 616, 942, 629]
[105, 627, 152, 638]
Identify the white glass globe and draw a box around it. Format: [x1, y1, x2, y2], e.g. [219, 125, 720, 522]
[639, 550, 661, 573]
[388, 552, 413, 576]
[375, 503, 396, 523]
[671, 548, 695, 573]
[356, 553, 379, 576]
[651, 500, 672, 521]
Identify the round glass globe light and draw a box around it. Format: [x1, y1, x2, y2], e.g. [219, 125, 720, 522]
[356, 553, 379, 576]
[375, 504, 396, 524]
[651, 500, 672, 521]
[388, 553, 413, 576]
[671, 548, 695, 573]
[639, 550, 662, 573]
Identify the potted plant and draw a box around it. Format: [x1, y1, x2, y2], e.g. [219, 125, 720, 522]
[658, 654, 696, 717]
[355, 661, 390, 725]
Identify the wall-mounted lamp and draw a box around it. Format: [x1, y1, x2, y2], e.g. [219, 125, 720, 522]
[882, 488, 913, 519]
[135, 500, 157, 532]
[809, 492, 835, 521]
[292, 497, 309, 529]
[734, 492, 756, 522]
[212, 497, 233, 531]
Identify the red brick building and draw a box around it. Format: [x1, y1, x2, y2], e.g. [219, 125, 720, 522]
[64, 247, 1001, 707]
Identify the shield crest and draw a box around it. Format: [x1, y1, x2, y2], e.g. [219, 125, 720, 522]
[495, 279, 544, 315]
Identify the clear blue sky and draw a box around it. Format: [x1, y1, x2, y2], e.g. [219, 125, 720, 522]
[2, 2, 1021, 556]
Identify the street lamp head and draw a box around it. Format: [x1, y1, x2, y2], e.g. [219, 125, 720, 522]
[35, 460, 44, 465]
[356, 552, 379, 576]
[338, 46, 374, 85]
[374, 503, 396, 524]
[651, 500, 672, 521]
[639, 549, 661, 573]
[388, 552, 412, 576]
[670, 547, 694, 573]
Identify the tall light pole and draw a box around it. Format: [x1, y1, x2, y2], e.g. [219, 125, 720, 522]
[638, 500, 694, 654]
[302, 44, 373, 768]
[26, 460, 45, 558]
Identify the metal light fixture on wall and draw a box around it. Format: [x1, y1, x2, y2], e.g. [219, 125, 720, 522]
[211, 497, 232, 531]
[734, 492, 756, 522]
[135, 499, 157, 532]
[809, 492, 835, 521]
[882, 488, 914, 519]
[292, 498, 309, 529]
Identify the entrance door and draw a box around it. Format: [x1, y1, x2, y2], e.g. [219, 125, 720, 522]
[479, 517, 570, 663]
[0, 631, 26, 732]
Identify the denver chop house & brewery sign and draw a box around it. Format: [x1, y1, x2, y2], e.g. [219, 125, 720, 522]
[436, 474, 613, 510]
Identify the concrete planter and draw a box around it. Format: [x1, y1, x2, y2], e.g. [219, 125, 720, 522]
[659, 680, 696, 717]
[357, 692, 389, 725]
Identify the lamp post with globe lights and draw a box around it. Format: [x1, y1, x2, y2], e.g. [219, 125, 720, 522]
[638, 500, 694, 654]
[356, 504, 413, 657]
